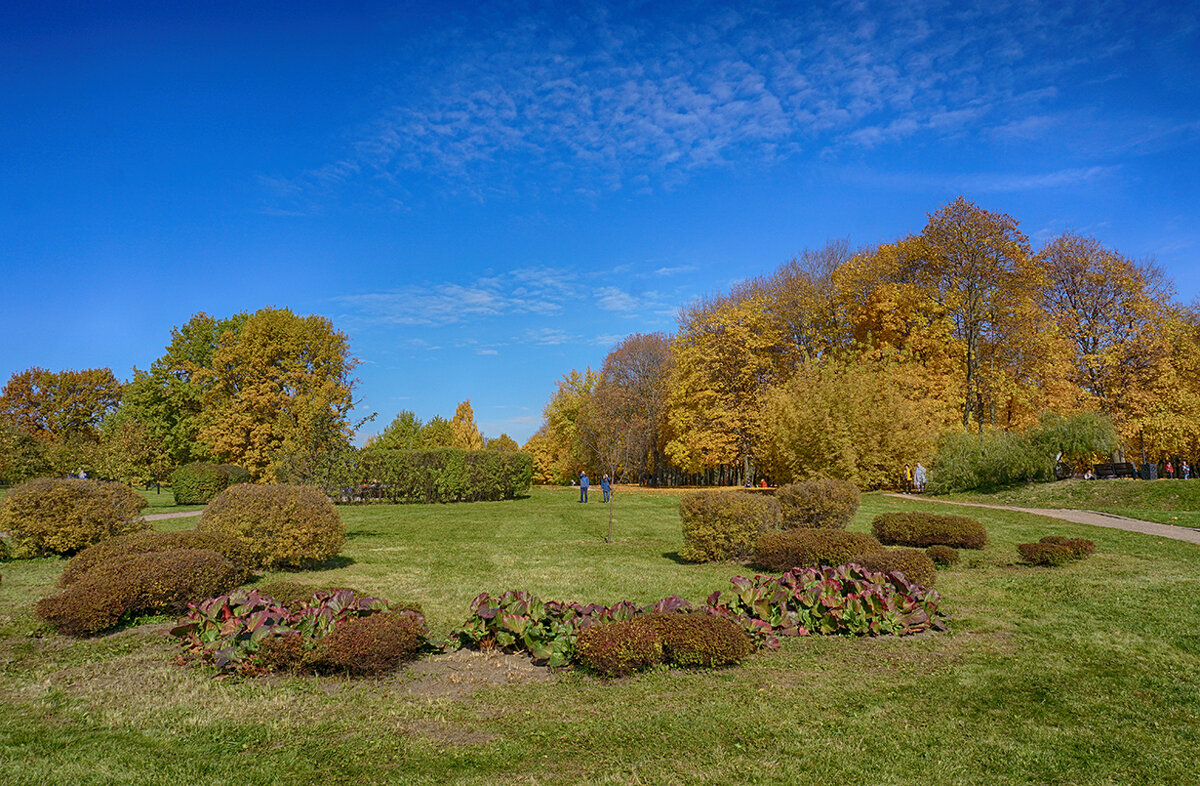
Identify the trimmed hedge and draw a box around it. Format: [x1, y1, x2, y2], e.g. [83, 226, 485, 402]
[197, 483, 345, 570]
[871, 512, 989, 549]
[59, 529, 253, 587]
[0, 478, 147, 557]
[308, 610, 427, 675]
[633, 612, 754, 669]
[355, 448, 533, 504]
[679, 490, 783, 562]
[1017, 542, 1073, 566]
[36, 548, 241, 635]
[775, 479, 861, 529]
[575, 619, 664, 678]
[1039, 535, 1096, 558]
[753, 529, 883, 573]
[926, 545, 960, 567]
[172, 462, 250, 505]
[848, 548, 937, 588]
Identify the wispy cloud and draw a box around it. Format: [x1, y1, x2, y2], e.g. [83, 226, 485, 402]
[842, 165, 1119, 194]
[265, 1, 1176, 207]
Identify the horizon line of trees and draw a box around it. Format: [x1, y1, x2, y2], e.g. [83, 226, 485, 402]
[523, 196, 1200, 489]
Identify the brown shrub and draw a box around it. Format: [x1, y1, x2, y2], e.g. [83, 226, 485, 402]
[679, 491, 783, 563]
[925, 545, 960, 567]
[256, 631, 309, 672]
[848, 548, 937, 588]
[871, 512, 988, 549]
[197, 483, 345, 570]
[575, 619, 664, 678]
[36, 548, 242, 635]
[59, 529, 253, 587]
[1039, 535, 1095, 559]
[0, 478, 147, 557]
[775, 479, 861, 529]
[310, 611, 426, 675]
[753, 529, 883, 573]
[1017, 542, 1073, 566]
[632, 612, 753, 668]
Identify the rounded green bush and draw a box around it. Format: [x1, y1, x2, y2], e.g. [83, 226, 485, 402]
[679, 490, 783, 563]
[171, 462, 250, 505]
[0, 478, 148, 557]
[1017, 542, 1073, 566]
[1039, 535, 1095, 558]
[197, 483, 345, 570]
[871, 512, 988, 549]
[36, 548, 242, 635]
[925, 545, 960, 567]
[59, 529, 253, 587]
[848, 548, 937, 588]
[775, 479, 861, 529]
[633, 612, 753, 668]
[753, 529, 883, 573]
[576, 619, 664, 678]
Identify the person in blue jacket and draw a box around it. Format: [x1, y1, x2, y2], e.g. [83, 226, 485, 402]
[579, 471, 589, 502]
[601, 473, 611, 503]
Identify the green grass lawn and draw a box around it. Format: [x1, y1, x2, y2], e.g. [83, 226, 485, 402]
[942, 478, 1200, 528]
[2, 486, 1200, 784]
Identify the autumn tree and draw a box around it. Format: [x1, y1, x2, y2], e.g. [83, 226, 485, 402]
[591, 333, 672, 482]
[419, 415, 455, 448]
[117, 312, 247, 467]
[196, 307, 358, 481]
[370, 410, 423, 450]
[539, 367, 600, 479]
[0, 367, 122, 443]
[486, 433, 520, 451]
[451, 400, 486, 450]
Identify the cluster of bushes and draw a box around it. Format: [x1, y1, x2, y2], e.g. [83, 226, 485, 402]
[171, 587, 427, 675]
[680, 479, 860, 564]
[171, 462, 250, 505]
[353, 448, 533, 504]
[452, 566, 946, 677]
[0, 478, 147, 557]
[1017, 536, 1096, 566]
[197, 483, 346, 570]
[871, 512, 989, 550]
[36, 530, 249, 635]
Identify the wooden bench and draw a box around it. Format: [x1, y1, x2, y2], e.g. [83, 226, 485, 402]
[1093, 462, 1137, 479]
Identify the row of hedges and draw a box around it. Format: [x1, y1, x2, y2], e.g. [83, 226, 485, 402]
[172, 462, 250, 505]
[353, 448, 533, 504]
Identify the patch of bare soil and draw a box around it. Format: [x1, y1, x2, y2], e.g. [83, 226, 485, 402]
[399, 648, 556, 701]
[405, 717, 500, 747]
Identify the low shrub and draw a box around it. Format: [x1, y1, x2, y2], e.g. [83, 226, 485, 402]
[633, 612, 753, 668]
[679, 491, 783, 562]
[36, 548, 241, 635]
[310, 610, 427, 675]
[59, 529, 253, 587]
[848, 548, 937, 588]
[775, 479, 861, 529]
[197, 483, 345, 570]
[1039, 535, 1096, 559]
[575, 619, 664, 678]
[171, 462, 250, 505]
[927, 429, 1052, 493]
[354, 447, 533, 503]
[0, 478, 148, 557]
[753, 529, 882, 573]
[926, 545, 960, 567]
[712, 564, 947, 640]
[871, 512, 989, 549]
[1017, 542, 1073, 566]
[0, 537, 10, 562]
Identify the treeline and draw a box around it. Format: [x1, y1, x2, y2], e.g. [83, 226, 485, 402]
[0, 307, 519, 487]
[524, 197, 1200, 488]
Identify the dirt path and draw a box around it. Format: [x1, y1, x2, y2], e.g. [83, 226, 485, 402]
[884, 493, 1200, 546]
[144, 511, 202, 521]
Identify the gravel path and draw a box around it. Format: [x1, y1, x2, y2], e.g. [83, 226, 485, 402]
[144, 511, 203, 522]
[884, 493, 1200, 546]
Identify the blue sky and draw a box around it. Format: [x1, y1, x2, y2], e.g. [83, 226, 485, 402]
[3, 0, 1198, 444]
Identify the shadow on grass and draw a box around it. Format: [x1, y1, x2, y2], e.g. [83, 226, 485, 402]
[661, 552, 691, 564]
[304, 555, 356, 570]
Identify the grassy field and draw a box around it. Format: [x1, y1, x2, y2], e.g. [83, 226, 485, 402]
[2, 486, 1200, 784]
[942, 478, 1200, 528]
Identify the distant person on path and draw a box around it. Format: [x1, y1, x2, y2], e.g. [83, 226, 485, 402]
[601, 474, 611, 503]
[914, 463, 927, 493]
[904, 464, 913, 493]
[1184, 461, 1191, 480]
[1166, 461, 1175, 479]
[579, 472, 589, 503]
[759, 478, 768, 488]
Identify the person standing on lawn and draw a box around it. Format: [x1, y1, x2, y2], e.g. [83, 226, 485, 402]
[914, 463, 927, 493]
[601, 474, 611, 503]
[579, 471, 589, 502]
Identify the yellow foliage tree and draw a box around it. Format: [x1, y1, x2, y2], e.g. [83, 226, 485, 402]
[450, 400, 486, 450]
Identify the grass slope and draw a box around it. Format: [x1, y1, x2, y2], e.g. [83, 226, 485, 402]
[2, 487, 1199, 784]
[943, 478, 1200, 528]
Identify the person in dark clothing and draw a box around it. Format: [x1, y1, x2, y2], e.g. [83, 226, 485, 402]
[601, 474, 611, 503]
[579, 472, 589, 502]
